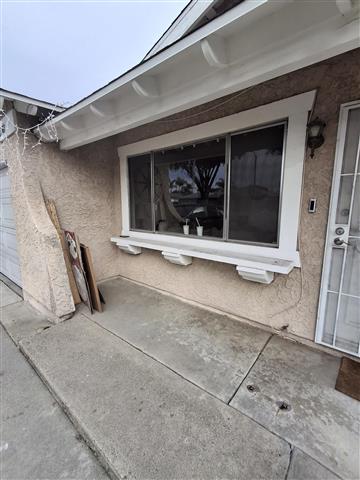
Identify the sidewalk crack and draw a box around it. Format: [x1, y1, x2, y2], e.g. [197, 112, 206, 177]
[284, 444, 294, 480]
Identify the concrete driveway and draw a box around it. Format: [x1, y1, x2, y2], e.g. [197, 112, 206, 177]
[0, 283, 108, 480]
[1, 277, 359, 479]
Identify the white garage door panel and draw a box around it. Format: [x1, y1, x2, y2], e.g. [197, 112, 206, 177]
[0, 168, 22, 287]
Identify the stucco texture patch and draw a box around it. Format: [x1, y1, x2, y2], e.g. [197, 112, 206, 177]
[4, 133, 120, 318]
[34, 139, 121, 283]
[4, 138, 74, 318]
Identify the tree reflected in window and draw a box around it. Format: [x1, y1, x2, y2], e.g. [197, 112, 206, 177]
[154, 138, 225, 237]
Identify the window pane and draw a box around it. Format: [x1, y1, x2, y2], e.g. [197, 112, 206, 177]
[335, 294, 360, 354]
[342, 238, 360, 297]
[328, 247, 344, 292]
[228, 124, 285, 244]
[128, 154, 152, 231]
[350, 175, 360, 236]
[336, 175, 353, 225]
[322, 291, 338, 345]
[341, 107, 360, 174]
[154, 138, 225, 237]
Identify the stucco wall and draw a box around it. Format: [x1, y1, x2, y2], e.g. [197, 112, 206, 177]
[112, 49, 360, 342]
[4, 49, 359, 342]
[4, 136, 74, 318]
[5, 131, 120, 318]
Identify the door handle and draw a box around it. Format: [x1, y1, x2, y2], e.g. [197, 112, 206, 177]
[334, 237, 351, 246]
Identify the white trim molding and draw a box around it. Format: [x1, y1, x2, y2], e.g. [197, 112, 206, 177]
[111, 91, 315, 283]
[143, 0, 218, 60]
[0, 89, 64, 113]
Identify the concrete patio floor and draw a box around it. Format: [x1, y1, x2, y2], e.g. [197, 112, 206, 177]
[1, 277, 359, 479]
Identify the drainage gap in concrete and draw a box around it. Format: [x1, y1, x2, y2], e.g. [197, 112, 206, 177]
[246, 384, 257, 393]
[276, 401, 291, 412]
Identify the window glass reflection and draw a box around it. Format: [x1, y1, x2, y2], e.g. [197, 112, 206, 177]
[154, 138, 225, 237]
[229, 124, 284, 244]
[128, 153, 152, 231]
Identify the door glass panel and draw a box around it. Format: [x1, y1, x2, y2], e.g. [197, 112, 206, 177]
[328, 248, 344, 292]
[342, 107, 360, 174]
[342, 239, 360, 297]
[322, 292, 338, 345]
[335, 295, 360, 354]
[349, 176, 360, 236]
[336, 175, 353, 224]
[128, 153, 152, 231]
[228, 124, 284, 244]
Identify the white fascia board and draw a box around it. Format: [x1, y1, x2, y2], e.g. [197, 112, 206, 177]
[59, 13, 357, 151]
[0, 89, 64, 112]
[144, 0, 218, 60]
[41, 0, 272, 128]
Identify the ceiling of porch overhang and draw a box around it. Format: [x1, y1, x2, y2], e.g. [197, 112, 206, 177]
[37, 0, 359, 150]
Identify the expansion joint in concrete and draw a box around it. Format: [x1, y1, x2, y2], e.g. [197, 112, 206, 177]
[84, 316, 294, 448]
[226, 334, 273, 405]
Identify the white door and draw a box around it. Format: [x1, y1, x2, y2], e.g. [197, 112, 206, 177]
[316, 102, 360, 357]
[0, 167, 22, 287]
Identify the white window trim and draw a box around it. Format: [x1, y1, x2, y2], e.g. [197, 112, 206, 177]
[113, 91, 315, 282]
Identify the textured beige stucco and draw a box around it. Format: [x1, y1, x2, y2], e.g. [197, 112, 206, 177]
[4, 132, 120, 319]
[3, 49, 359, 343]
[4, 136, 74, 318]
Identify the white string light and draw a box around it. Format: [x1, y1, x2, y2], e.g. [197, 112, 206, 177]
[0, 103, 61, 156]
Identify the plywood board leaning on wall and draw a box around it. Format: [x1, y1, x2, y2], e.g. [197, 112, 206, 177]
[64, 230, 93, 313]
[80, 244, 103, 312]
[45, 199, 81, 305]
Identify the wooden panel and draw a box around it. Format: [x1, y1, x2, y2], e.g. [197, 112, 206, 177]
[80, 244, 102, 312]
[45, 199, 81, 305]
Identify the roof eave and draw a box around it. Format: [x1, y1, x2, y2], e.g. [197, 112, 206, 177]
[38, 0, 359, 150]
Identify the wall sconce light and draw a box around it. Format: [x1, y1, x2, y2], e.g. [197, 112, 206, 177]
[307, 117, 326, 158]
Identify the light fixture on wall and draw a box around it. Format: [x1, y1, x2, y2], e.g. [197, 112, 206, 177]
[307, 117, 326, 158]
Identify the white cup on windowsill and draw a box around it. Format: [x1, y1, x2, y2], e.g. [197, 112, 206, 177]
[183, 225, 190, 235]
[196, 226, 203, 236]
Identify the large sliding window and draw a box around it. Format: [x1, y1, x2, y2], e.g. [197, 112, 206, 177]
[128, 121, 286, 246]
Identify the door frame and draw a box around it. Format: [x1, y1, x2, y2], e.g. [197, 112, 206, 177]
[315, 100, 360, 356]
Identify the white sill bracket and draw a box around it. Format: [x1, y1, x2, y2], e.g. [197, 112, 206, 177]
[111, 236, 297, 284]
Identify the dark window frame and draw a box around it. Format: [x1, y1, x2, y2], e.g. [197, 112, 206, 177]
[127, 120, 287, 247]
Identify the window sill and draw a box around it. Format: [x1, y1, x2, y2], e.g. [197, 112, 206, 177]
[111, 234, 298, 284]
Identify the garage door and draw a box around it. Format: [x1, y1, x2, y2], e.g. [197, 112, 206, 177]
[0, 167, 22, 286]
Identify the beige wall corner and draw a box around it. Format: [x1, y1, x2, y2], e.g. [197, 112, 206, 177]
[5, 134, 75, 319]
